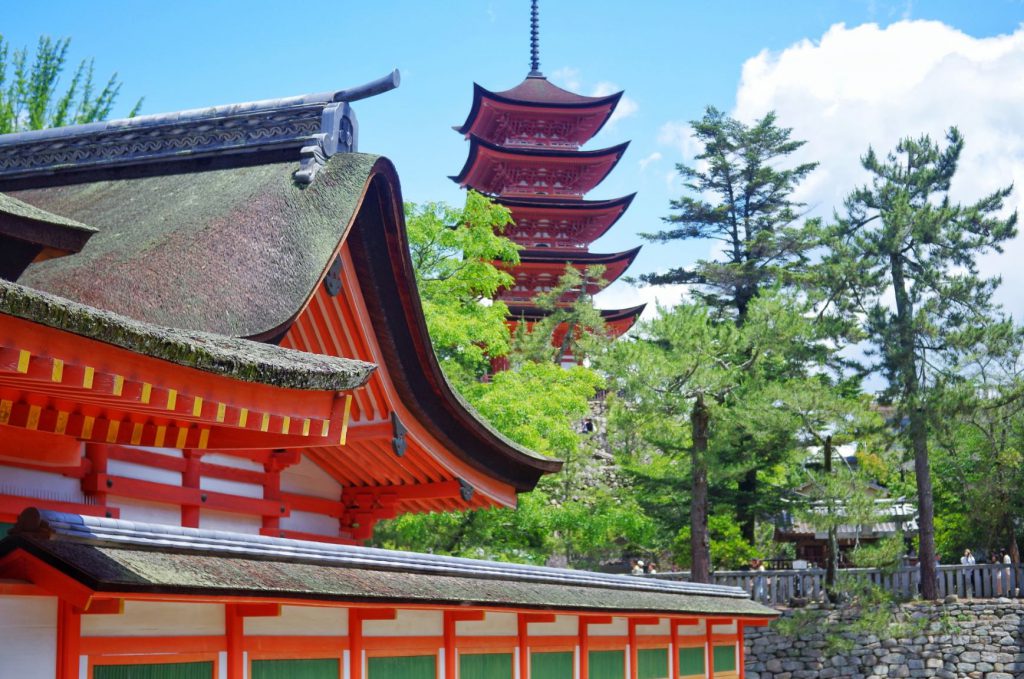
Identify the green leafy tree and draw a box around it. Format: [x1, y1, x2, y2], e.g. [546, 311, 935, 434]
[406, 191, 520, 384]
[639, 107, 823, 541]
[603, 292, 815, 582]
[0, 35, 142, 132]
[822, 128, 1017, 598]
[672, 514, 759, 570]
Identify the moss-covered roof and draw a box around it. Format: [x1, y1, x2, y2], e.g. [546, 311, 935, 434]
[11, 154, 380, 338]
[0, 279, 374, 391]
[4, 510, 777, 617]
[0, 192, 95, 232]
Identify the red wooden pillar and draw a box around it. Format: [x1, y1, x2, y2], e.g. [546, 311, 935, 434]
[628, 619, 639, 679]
[444, 610, 484, 678]
[705, 622, 713, 679]
[737, 621, 746, 679]
[517, 614, 529, 679]
[350, 608, 396, 679]
[56, 600, 81, 679]
[225, 604, 244, 679]
[578, 616, 611, 679]
[83, 443, 109, 508]
[670, 619, 680, 679]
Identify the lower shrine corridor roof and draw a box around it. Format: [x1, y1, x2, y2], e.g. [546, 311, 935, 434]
[3, 509, 778, 617]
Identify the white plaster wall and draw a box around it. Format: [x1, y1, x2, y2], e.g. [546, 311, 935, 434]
[363, 609, 442, 637]
[281, 455, 341, 499]
[199, 510, 261, 534]
[82, 601, 224, 637]
[589, 617, 628, 636]
[280, 509, 339, 537]
[202, 454, 261, 472]
[244, 605, 347, 636]
[0, 595, 57, 679]
[677, 619, 706, 637]
[637, 618, 669, 635]
[0, 464, 86, 502]
[110, 497, 180, 525]
[712, 620, 737, 635]
[456, 611, 517, 636]
[199, 476, 262, 499]
[108, 459, 180, 486]
[528, 614, 577, 636]
[133, 446, 183, 458]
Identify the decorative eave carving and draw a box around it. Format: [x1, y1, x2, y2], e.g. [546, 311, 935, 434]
[0, 70, 400, 185]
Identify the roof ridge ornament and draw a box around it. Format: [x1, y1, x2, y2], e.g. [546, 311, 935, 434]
[0, 70, 400, 185]
[528, 0, 543, 77]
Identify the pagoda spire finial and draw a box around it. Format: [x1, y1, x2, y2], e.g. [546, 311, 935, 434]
[529, 0, 543, 77]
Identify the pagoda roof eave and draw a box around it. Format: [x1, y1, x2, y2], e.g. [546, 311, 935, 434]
[507, 303, 647, 324]
[499, 193, 636, 243]
[455, 80, 623, 135]
[518, 244, 642, 267]
[450, 136, 630, 191]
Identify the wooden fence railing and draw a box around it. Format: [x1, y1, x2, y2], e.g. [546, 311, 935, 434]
[652, 563, 1024, 607]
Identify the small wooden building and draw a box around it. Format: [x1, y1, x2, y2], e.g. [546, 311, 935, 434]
[0, 71, 774, 679]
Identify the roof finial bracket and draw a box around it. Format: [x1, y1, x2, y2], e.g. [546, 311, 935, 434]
[528, 0, 543, 77]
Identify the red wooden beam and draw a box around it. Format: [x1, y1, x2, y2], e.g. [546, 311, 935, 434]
[82, 598, 123, 615]
[82, 473, 288, 518]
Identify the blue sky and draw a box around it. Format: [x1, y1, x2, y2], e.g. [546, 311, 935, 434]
[6, 1, 1024, 314]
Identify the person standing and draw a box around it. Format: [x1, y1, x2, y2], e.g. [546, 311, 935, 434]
[961, 549, 976, 597]
[1003, 549, 1014, 596]
[752, 558, 767, 602]
[631, 559, 644, 576]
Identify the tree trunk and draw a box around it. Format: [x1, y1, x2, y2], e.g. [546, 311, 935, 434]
[690, 395, 712, 583]
[737, 468, 757, 543]
[823, 435, 839, 603]
[890, 253, 937, 599]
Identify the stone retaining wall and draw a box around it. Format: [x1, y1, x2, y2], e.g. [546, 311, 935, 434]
[746, 599, 1024, 679]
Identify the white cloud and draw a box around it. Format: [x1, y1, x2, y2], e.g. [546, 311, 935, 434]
[638, 151, 662, 170]
[657, 120, 699, 160]
[550, 66, 581, 91]
[599, 280, 689, 321]
[733, 20, 1024, 316]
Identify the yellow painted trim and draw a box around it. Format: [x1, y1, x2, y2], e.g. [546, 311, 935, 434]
[106, 420, 120, 444]
[16, 350, 30, 373]
[198, 429, 210, 450]
[166, 389, 177, 411]
[238, 408, 249, 428]
[140, 383, 152, 404]
[192, 396, 203, 417]
[154, 425, 167, 448]
[339, 394, 353, 445]
[175, 428, 188, 449]
[55, 411, 69, 435]
[81, 416, 95, 439]
[0, 400, 11, 425]
[302, 418, 311, 436]
[216, 403, 226, 423]
[260, 413, 270, 433]
[321, 420, 330, 437]
[281, 416, 290, 434]
[25, 405, 40, 430]
[51, 359, 64, 383]
[130, 423, 144, 446]
[112, 375, 124, 397]
[83, 366, 95, 389]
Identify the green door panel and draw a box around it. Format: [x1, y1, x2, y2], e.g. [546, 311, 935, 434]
[367, 654, 436, 679]
[252, 658, 339, 679]
[459, 652, 513, 679]
[589, 649, 625, 679]
[678, 646, 706, 676]
[713, 645, 736, 673]
[638, 647, 669, 679]
[530, 651, 574, 679]
[93, 661, 213, 679]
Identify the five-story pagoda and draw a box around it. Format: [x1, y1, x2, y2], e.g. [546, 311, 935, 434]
[451, 0, 644, 350]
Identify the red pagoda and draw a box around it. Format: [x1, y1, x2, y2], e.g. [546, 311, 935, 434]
[452, 1, 644, 347]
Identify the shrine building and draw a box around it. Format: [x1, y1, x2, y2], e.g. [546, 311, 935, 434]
[0, 63, 774, 679]
[452, 1, 646, 353]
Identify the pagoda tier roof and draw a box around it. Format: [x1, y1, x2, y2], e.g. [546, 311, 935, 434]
[497, 247, 641, 305]
[507, 304, 646, 342]
[498, 193, 636, 249]
[0, 509, 777, 618]
[455, 79, 622, 147]
[451, 136, 629, 198]
[0, 107, 558, 520]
